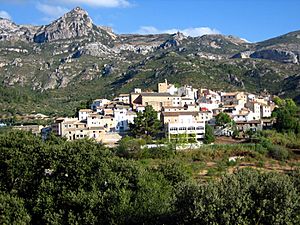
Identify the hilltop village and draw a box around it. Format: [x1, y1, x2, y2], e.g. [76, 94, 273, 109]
[49, 80, 275, 146]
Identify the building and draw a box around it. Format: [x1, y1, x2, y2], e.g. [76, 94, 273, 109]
[221, 92, 247, 106]
[178, 85, 198, 100]
[132, 92, 180, 111]
[52, 117, 121, 144]
[158, 79, 178, 95]
[114, 94, 130, 104]
[161, 111, 205, 143]
[245, 101, 262, 120]
[91, 99, 111, 110]
[114, 106, 136, 132]
[13, 125, 44, 135]
[78, 109, 93, 121]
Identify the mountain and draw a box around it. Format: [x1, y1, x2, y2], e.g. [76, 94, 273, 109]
[0, 7, 300, 116]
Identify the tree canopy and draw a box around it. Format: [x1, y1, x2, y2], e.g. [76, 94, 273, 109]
[129, 105, 163, 139]
[204, 125, 215, 144]
[272, 98, 300, 133]
[215, 112, 232, 127]
[1, 130, 300, 224]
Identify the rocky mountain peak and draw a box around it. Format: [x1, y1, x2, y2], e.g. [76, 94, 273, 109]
[0, 18, 18, 30]
[172, 31, 186, 41]
[33, 6, 95, 43]
[63, 6, 91, 22]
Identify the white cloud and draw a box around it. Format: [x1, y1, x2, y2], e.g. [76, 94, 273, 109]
[136, 26, 220, 37]
[0, 10, 12, 20]
[56, 0, 131, 8]
[36, 3, 69, 22]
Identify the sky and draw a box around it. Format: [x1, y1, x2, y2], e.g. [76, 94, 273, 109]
[0, 0, 299, 42]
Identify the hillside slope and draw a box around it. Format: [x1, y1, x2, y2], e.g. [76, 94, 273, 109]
[1, 7, 300, 116]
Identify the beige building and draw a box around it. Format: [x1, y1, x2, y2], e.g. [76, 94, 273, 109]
[131, 92, 180, 111]
[52, 117, 120, 143]
[158, 79, 177, 95]
[13, 125, 44, 135]
[114, 94, 130, 104]
[221, 92, 247, 106]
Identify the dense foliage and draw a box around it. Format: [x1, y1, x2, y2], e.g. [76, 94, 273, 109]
[129, 105, 163, 139]
[203, 125, 215, 144]
[272, 98, 300, 133]
[215, 112, 232, 127]
[1, 130, 300, 224]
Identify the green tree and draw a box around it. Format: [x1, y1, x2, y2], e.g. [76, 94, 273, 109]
[272, 98, 300, 133]
[174, 169, 300, 225]
[204, 125, 215, 144]
[0, 193, 31, 224]
[129, 105, 163, 139]
[215, 112, 232, 127]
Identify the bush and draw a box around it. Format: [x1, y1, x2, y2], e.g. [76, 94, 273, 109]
[116, 136, 146, 158]
[267, 145, 290, 161]
[138, 145, 175, 159]
[174, 169, 300, 224]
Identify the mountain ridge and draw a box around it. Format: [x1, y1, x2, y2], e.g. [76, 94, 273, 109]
[0, 7, 300, 116]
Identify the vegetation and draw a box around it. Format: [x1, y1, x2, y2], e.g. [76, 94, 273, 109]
[1, 130, 300, 224]
[215, 112, 232, 127]
[129, 105, 163, 140]
[272, 97, 300, 133]
[203, 124, 215, 144]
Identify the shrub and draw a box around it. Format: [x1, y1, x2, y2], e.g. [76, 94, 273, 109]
[267, 144, 290, 161]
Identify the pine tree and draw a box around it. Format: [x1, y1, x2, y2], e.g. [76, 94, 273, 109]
[130, 105, 162, 139]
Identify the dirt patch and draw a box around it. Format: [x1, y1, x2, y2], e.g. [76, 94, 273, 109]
[215, 137, 246, 144]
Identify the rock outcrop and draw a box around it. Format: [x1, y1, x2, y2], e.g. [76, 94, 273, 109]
[0, 18, 38, 41]
[250, 49, 299, 64]
[34, 7, 100, 43]
[233, 49, 299, 64]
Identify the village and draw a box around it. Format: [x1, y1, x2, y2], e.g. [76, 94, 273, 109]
[40, 79, 274, 146]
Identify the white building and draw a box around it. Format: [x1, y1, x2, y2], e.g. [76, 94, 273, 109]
[91, 99, 111, 110]
[167, 122, 205, 143]
[162, 111, 206, 143]
[260, 104, 272, 118]
[114, 107, 136, 132]
[78, 109, 93, 121]
[114, 94, 130, 104]
[178, 85, 198, 100]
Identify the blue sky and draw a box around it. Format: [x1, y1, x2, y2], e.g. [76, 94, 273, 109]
[0, 0, 299, 42]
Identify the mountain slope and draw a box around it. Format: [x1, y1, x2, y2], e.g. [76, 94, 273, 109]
[0, 7, 300, 117]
